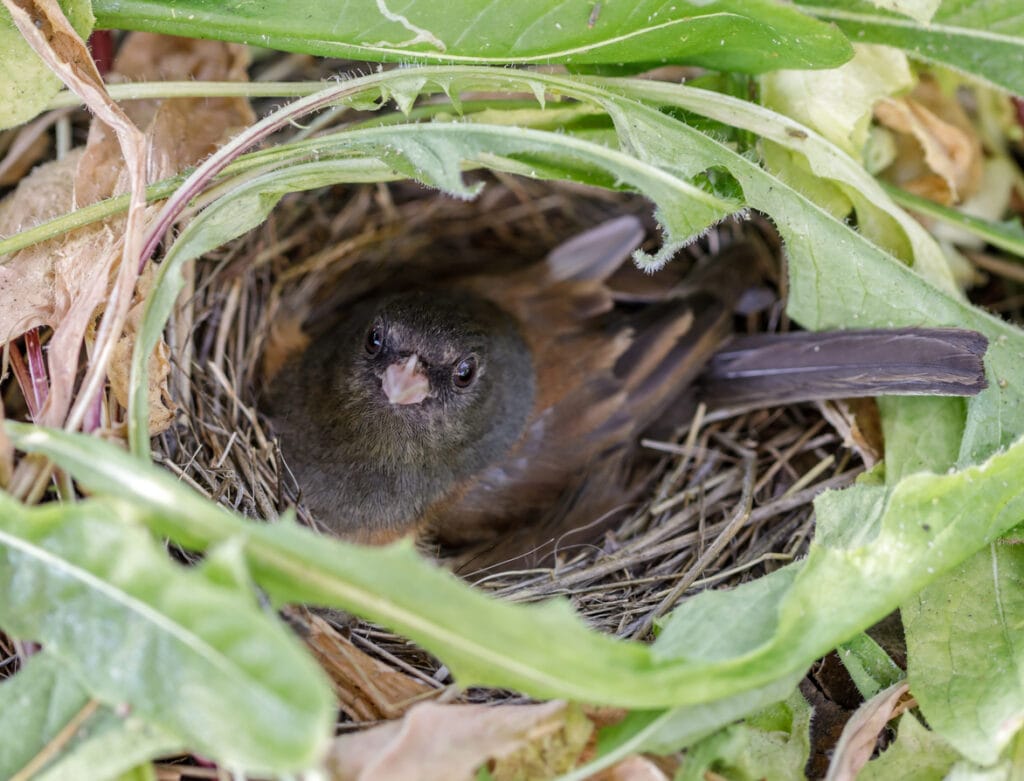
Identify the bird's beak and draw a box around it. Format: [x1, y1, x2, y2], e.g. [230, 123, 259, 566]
[381, 355, 430, 405]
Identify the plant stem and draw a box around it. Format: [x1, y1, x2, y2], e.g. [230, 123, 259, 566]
[883, 182, 1024, 260]
[46, 80, 326, 109]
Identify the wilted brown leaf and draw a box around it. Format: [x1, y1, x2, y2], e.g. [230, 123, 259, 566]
[326, 700, 592, 781]
[108, 263, 175, 434]
[0, 148, 129, 430]
[88, 33, 254, 435]
[2, 0, 147, 432]
[590, 755, 671, 781]
[77, 32, 253, 205]
[291, 608, 433, 722]
[0, 112, 56, 186]
[825, 681, 911, 781]
[875, 78, 983, 205]
[0, 22, 254, 435]
[490, 701, 593, 781]
[816, 398, 883, 468]
[0, 151, 82, 341]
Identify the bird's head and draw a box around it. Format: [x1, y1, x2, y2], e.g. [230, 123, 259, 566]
[340, 290, 535, 468]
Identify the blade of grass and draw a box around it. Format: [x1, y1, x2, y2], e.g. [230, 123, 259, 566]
[883, 181, 1024, 259]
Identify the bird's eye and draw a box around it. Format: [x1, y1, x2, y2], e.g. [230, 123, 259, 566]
[452, 356, 478, 388]
[365, 322, 384, 356]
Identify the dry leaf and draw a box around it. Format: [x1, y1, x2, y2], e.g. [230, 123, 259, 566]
[0, 23, 254, 435]
[289, 607, 433, 722]
[2, 0, 148, 431]
[875, 78, 983, 205]
[86, 33, 254, 434]
[77, 32, 253, 205]
[326, 700, 592, 781]
[816, 398, 883, 467]
[490, 702, 593, 781]
[0, 148, 129, 422]
[0, 112, 56, 186]
[591, 755, 671, 781]
[825, 681, 910, 781]
[107, 262, 175, 434]
[0, 152, 83, 340]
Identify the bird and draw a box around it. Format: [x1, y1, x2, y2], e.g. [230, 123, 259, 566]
[266, 287, 536, 546]
[265, 217, 988, 571]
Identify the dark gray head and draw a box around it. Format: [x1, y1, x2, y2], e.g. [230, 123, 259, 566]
[327, 289, 536, 477]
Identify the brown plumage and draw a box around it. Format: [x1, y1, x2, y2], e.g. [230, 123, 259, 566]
[418, 229, 770, 570]
[265, 218, 987, 572]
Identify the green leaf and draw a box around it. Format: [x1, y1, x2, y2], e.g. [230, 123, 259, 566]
[563, 673, 805, 780]
[114, 765, 157, 781]
[859, 713, 960, 781]
[885, 181, 1024, 260]
[91, 0, 852, 72]
[761, 43, 914, 157]
[603, 76, 958, 291]
[877, 396, 964, 483]
[0, 652, 179, 781]
[114, 765, 158, 781]
[0, 0, 94, 129]
[0, 490, 333, 774]
[0, 652, 91, 777]
[837, 633, 905, 699]
[602, 75, 1024, 463]
[11, 422, 1024, 714]
[675, 689, 812, 781]
[871, 0, 940, 24]
[945, 761, 1018, 781]
[904, 543, 1024, 765]
[653, 566, 799, 661]
[760, 142, 854, 221]
[795, 0, 1024, 95]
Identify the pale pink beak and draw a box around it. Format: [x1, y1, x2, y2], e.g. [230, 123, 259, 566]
[381, 355, 430, 405]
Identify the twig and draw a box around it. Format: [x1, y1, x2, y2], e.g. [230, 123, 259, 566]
[629, 455, 756, 638]
[11, 698, 100, 781]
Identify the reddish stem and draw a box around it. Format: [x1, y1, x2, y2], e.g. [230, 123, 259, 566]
[8, 342, 38, 420]
[83, 381, 104, 432]
[1012, 97, 1024, 129]
[88, 31, 115, 76]
[138, 74, 390, 269]
[23, 328, 50, 413]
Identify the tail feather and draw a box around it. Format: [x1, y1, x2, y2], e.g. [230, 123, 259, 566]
[701, 327, 988, 411]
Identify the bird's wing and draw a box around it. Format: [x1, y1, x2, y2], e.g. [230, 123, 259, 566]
[427, 238, 771, 572]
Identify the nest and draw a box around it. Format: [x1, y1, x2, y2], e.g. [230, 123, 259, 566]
[153, 172, 867, 716]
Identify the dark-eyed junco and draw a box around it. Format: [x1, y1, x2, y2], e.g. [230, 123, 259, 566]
[267, 288, 535, 544]
[266, 218, 987, 569]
